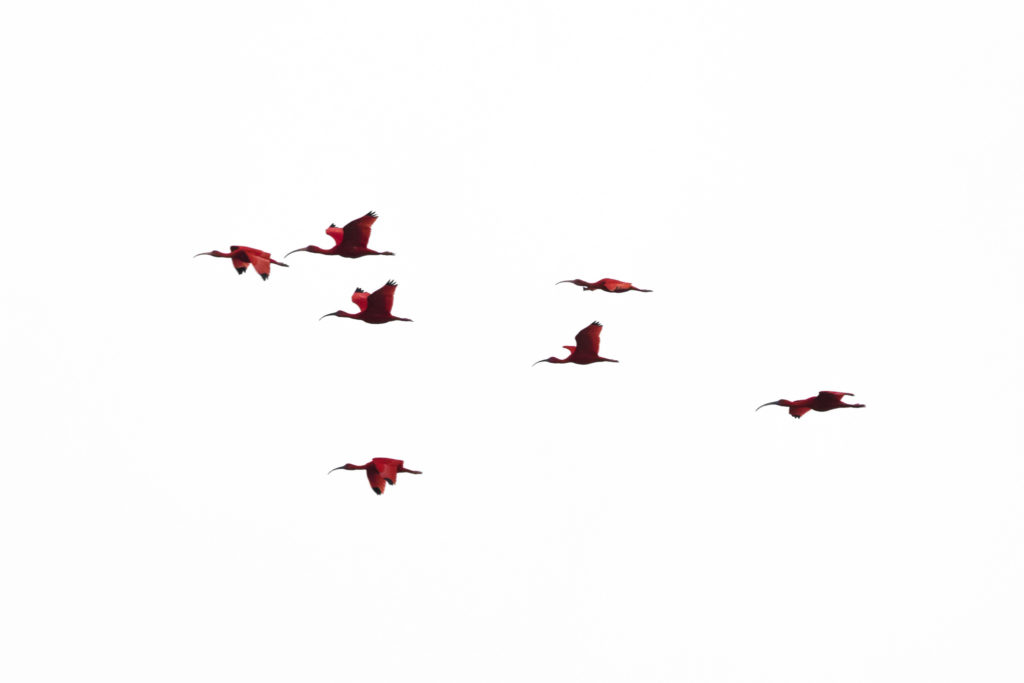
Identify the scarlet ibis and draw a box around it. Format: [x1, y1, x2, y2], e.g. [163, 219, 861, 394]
[193, 246, 289, 280]
[557, 278, 652, 293]
[328, 458, 422, 495]
[757, 391, 866, 419]
[285, 211, 395, 259]
[320, 280, 412, 324]
[534, 321, 619, 366]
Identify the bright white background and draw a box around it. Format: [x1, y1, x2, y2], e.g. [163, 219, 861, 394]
[2, 1, 1023, 681]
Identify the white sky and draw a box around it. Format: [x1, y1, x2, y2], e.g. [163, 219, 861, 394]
[3, 1, 1024, 681]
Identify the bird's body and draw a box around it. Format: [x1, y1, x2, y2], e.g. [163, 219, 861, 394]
[286, 211, 395, 259]
[194, 245, 289, 280]
[328, 457, 422, 495]
[320, 280, 412, 324]
[534, 321, 619, 366]
[558, 278, 652, 293]
[757, 391, 866, 418]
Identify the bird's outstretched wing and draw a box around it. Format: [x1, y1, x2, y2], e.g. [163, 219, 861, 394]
[325, 223, 346, 247]
[574, 321, 603, 356]
[600, 279, 630, 292]
[373, 459, 401, 485]
[365, 466, 387, 495]
[247, 252, 273, 280]
[351, 288, 370, 312]
[818, 391, 854, 399]
[366, 280, 398, 316]
[228, 246, 256, 273]
[339, 211, 378, 250]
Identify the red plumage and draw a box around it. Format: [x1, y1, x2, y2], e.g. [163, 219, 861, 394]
[320, 280, 412, 324]
[557, 278, 652, 293]
[194, 245, 289, 280]
[756, 391, 865, 419]
[328, 458, 422, 495]
[534, 322, 619, 366]
[286, 211, 395, 259]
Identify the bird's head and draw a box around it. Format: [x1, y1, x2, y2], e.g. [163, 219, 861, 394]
[327, 463, 364, 474]
[756, 399, 791, 411]
[285, 246, 316, 258]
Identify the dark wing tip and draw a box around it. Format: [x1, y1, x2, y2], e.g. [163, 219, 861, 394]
[387, 279, 398, 286]
[592, 321, 602, 326]
[354, 287, 366, 293]
[368, 211, 378, 217]
[329, 223, 337, 227]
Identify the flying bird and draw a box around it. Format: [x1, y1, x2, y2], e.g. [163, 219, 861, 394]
[328, 458, 422, 495]
[193, 246, 289, 280]
[756, 391, 866, 419]
[557, 278, 652, 293]
[534, 321, 619, 366]
[285, 211, 395, 259]
[320, 280, 412, 324]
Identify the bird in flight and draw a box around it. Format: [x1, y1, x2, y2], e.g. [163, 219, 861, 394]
[557, 278, 652, 293]
[534, 321, 619, 366]
[320, 280, 413, 324]
[756, 391, 866, 419]
[285, 211, 395, 259]
[193, 246, 289, 280]
[329, 458, 422, 495]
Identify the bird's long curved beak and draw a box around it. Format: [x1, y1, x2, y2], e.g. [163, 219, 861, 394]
[284, 248, 305, 258]
[319, 312, 336, 321]
[193, 252, 212, 258]
[327, 467, 344, 475]
[532, 359, 549, 367]
[556, 280, 572, 285]
[756, 401, 781, 411]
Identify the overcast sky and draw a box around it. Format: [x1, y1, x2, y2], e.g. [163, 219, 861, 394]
[3, 1, 1024, 681]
